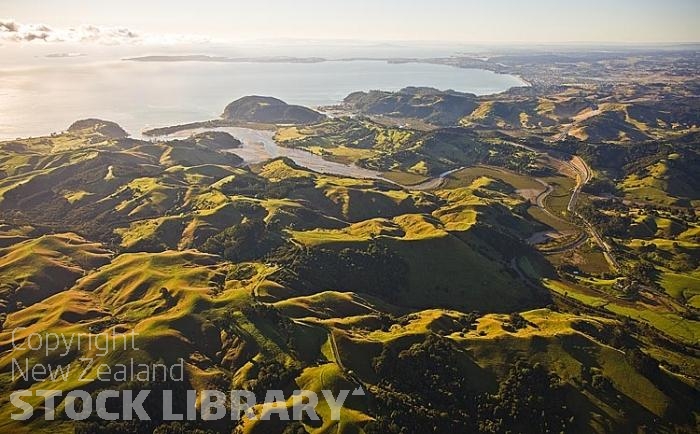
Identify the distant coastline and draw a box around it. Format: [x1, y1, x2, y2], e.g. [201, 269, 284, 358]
[45, 52, 86, 58]
[124, 54, 531, 90]
[124, 55, 326, 63]
[1, 57, 524, 139]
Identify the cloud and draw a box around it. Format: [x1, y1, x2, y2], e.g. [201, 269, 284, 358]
[1, 19, 54, 41]
[0, 19, 208, 44]
[0, 21, 19, 32]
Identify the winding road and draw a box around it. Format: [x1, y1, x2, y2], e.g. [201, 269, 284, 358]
[407, 166, 465, 190]
[560, 155, 619, 270]
[503, 140, 619, 269]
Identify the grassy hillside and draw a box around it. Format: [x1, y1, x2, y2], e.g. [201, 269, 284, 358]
[0, 108, 698, 434]
[0, 233, 112, 314]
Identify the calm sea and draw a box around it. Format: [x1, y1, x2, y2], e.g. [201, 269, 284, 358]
[0, 52, 525, 139]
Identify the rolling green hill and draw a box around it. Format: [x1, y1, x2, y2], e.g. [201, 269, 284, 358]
[0, 110, 698, 434]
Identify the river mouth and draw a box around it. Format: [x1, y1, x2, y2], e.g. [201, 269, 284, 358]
[162, 126, 387, 180]
[162, 126, 472, 189]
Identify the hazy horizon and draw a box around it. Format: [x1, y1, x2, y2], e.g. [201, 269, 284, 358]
[2, 0, 699, 46]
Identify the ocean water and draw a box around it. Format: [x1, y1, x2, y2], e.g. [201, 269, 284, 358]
[0, 54, 525, 139]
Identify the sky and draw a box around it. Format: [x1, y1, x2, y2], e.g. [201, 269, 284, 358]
[2, 0, 699, 44]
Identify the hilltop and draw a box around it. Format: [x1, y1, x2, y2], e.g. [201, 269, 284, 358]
[142, 96, 327, 137]
[343, 87, 479, 126]
[67, 118, 129, 138]
[222, 96, 326, 125]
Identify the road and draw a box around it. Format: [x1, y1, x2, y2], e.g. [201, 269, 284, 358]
[504, 140, 619, 270]
[407, 166, 465, 190]
[538, 231, 589, 254]
[564, 155, 591, 212]
[288, 317, 359, 381]
[560, 154, 620, 270]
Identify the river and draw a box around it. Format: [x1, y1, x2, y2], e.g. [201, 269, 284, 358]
[164, 126, 387, 180]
